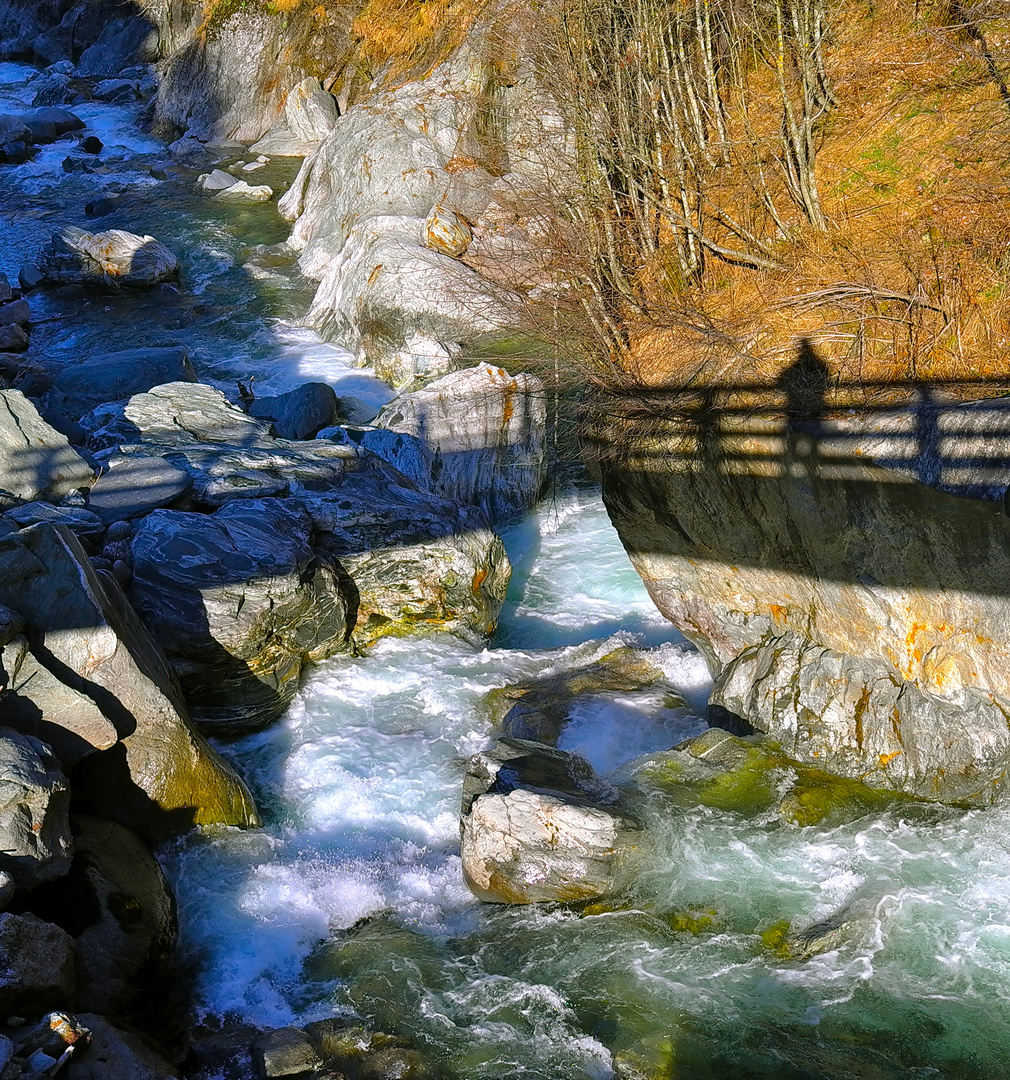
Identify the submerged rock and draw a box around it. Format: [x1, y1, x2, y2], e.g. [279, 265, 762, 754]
[250, 1027, 321, 1079]
[363, 363, 547, 521]
[129, 498, 355, 735]
[460, 738, 641, 903]
[484, 645, 688, 745]
[38, 228, 178, 287]
[635, 727, 904, 826]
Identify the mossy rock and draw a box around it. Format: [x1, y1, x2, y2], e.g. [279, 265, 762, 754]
[637, 727, 910, 825]
[613, 1033, 678, 1080]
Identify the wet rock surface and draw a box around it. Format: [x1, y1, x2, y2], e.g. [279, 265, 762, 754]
[460, 738, 641, 903]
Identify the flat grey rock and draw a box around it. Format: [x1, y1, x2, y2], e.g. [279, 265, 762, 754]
[86, 455, 192, 523]
[4, 502, 105, 546]
[0, 390, 93, 505]
[81, 382, 272, 449]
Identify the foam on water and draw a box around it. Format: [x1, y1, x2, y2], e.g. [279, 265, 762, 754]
[166, 484, 1010, 1076]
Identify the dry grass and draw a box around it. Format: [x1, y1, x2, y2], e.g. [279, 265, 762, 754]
[351, 0, 484, 83]
[624, 0, 1010, 400]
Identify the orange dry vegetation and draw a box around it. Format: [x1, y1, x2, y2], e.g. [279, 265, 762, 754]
[351, 0, 484, 83]
[628, 0, 1010, 398]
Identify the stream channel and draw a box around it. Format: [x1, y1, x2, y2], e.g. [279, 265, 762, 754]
[4, 61, 1010, 1080]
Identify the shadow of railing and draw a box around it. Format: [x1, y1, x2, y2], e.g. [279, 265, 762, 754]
[585, 344, 1010, 596]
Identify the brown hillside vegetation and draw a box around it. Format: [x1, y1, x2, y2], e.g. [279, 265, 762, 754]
[518, 0, 1010, 399]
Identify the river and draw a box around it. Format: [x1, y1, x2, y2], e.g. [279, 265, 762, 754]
[3, 61, 1010, 1080]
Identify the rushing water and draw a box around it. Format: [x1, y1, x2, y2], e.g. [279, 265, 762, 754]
[5, 62, 1010, 1080]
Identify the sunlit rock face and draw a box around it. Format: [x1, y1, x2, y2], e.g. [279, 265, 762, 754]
[596, 395, 1010, 806]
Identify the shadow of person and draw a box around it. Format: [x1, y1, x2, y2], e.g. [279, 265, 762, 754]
[776, 339, 831, 473]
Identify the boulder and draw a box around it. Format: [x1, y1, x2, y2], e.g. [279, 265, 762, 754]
[75, 10, 159, 78]
[198, 168, 236, 192]
[64, 1013, 177, 1080]
[0, 872, 13, 911]
[0, 726, 72, 887]
[0, 273, 11, 303]
[86, 455, 192, 523]
[363, 363, 547, 521]
[0, 390, 93, 506]
[301, 216, 520, 368]
[92, 78, 138, 103]
[305, 454, 512, 643]
[4, 503, 104, 548]
[215, 180, 272, 202]
[0, 912, 75, 1015]
[128, 498, 355, 735]
[0, 298, 30, 327]
[597, 397, 1010, 806]
[47, 347, 196, 420]
[19, 262, 45, 291]
[0, 323, 28, 351]
[424, 203, 471, 257]
[460, 738, 641, 903]
[0, 113, 31, 146]
[248, 381, 340, 440]
[46, 816, 176, 1017]
[38, 228, 178, 287]
[22, 107, 83, 143]
[284, 77, 337, 144]
[0, 523, 259, 838]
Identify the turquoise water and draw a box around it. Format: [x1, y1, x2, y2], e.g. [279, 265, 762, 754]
[4, 61, 1010, 1079]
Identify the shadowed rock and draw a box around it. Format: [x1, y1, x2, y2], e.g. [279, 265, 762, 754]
[0, 523, 259, 838]
[48, 347, 196, 420]
[0, 390, 93, 506]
